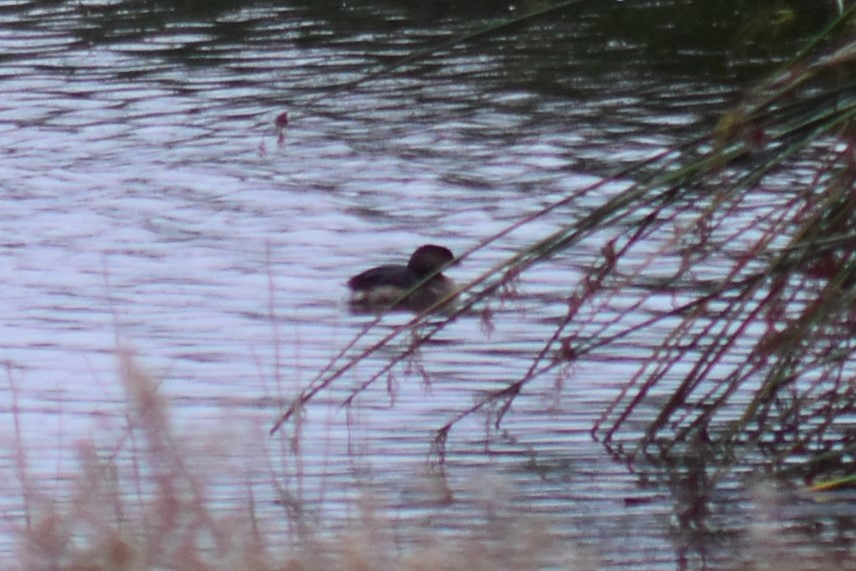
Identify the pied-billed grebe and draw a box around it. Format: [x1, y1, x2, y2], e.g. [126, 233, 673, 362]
[347, 244, 457, 312]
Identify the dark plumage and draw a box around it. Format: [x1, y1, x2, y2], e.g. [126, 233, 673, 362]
[347, 244, 457, 312]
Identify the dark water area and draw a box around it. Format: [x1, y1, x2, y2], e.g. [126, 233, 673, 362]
[1, 0, 854, 568]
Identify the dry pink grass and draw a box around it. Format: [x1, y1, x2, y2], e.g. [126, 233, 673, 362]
[8, 351, 591, 571]
[8, 351, 845, 570]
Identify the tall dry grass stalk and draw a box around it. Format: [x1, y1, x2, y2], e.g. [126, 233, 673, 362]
[10, 350, 590, 571]
[14, 349, 269, 570]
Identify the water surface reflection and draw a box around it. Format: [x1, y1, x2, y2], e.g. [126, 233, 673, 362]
[0, 0, 846, 568]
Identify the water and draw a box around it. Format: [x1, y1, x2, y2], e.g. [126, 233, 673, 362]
[1, 0, 851, 568]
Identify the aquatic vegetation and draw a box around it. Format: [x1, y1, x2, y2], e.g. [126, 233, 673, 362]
[272, 3, 856, 484]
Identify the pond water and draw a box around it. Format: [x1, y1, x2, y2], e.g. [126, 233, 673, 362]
[0, 0, 852, 568]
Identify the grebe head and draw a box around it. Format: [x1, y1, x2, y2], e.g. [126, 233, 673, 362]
[407, 244, 455, 277]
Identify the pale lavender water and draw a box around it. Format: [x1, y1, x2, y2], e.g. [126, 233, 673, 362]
[1, 1, 845, 568]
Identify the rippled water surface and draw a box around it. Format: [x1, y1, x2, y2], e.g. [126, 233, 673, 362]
[1, 1, 850, 568]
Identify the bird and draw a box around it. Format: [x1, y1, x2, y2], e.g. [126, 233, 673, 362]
[347, 244, 457, 313]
